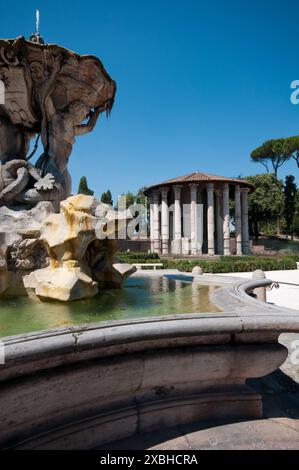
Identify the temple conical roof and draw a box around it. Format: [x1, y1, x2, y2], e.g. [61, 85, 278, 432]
[144, 171, 254, 195]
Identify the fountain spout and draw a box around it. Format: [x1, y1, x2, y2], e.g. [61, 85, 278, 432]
[29, 9, 45, 44]
[36, 9, 40, 35]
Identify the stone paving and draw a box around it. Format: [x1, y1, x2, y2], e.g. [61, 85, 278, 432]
[148, 418, 299, 450]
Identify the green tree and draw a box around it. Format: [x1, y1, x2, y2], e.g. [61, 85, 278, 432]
[284, 175, 297, 237]
[114, 188, 149, 209]
[135, 186, 148, 206]
[115, 188, 149, 236]
[245, 174, 284, 239]
[284, 135, 299, 169]
[100, 190, 113, 206]
[116, 192, 135, 210]
[77, 176, 94, 196]
[294, 190, 299, 236]
[124, 192, 136, 208]
[251, 138, 291, 177]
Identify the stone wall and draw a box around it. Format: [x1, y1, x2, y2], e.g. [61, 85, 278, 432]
[117, 239, 151, 253]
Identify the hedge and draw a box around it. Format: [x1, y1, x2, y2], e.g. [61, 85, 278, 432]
[163, 257, 299, 273]
[116, 251, 299, 273]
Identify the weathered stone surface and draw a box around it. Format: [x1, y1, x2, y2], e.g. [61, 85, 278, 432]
[94, 262, 137, 289]
[0, 201, 54, 295]
[24, 266, 98, 301]
[0, 194, 135, 301]
[0, 201, 54, 248]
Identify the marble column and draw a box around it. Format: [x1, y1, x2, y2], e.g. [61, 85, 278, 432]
[190, 184, 198, 255]
[216, 190, 223, 255]
[241, 188, 250, 255]
[161, 187, 169, 255]
[173, 185, 182, 254]
[207, 183, 215, 255]
[152, 190, 160, 253]
[223, 183, 230, 256]
[150, 196, 154, 252]
[235, 184, 243, 256]
[197, 189, 203, 256]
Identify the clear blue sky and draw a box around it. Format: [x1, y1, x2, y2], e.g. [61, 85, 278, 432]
[1, 0, 299, 199]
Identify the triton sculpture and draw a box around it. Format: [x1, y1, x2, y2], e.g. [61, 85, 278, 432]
[0, 27, 135, 301]
[0, 35, 115, 206]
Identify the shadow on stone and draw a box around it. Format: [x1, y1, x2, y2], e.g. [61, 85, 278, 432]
[249, 369, 299, 419]
[98, 370, 299, 450]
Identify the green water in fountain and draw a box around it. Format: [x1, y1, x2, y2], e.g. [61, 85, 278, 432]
[0, 276, 220, 337]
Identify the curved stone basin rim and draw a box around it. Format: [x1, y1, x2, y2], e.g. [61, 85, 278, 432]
[1, 277, 299, 374]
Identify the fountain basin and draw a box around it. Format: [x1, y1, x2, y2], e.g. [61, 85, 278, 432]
[0, 276, 298, 449]
[0, 276, 220, 337]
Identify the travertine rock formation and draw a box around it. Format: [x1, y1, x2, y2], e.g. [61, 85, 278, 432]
[1, 195, 135, 301]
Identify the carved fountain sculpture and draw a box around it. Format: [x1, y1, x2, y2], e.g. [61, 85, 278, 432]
[0, 33, 135, 301]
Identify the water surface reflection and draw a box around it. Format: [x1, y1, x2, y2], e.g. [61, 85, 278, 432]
[0, 276, 220, 337]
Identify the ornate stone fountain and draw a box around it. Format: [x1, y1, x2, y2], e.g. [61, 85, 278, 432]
[0, 33, 135, 301]
[1, 18, 299, 452]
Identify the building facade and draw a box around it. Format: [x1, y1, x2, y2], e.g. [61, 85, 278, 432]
[144, 171, 254, 256]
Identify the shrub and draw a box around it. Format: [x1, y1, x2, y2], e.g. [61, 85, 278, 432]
[163, 256, 298, 273]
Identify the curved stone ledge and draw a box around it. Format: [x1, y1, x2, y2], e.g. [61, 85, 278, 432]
[0, 276, 298, 449]
[211, 276, 299, 315]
